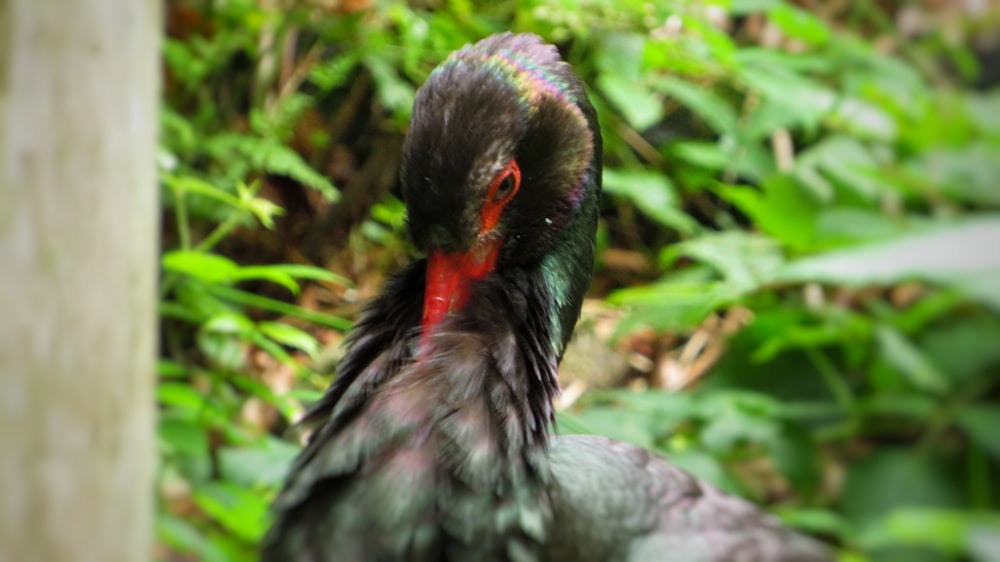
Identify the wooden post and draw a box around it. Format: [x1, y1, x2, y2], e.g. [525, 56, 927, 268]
[0, 1, 161, 561]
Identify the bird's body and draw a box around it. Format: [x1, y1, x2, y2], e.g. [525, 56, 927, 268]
[263, 33, 832, 562]
[265, 261, 560, 561]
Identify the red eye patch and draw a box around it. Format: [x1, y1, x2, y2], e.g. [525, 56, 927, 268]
[479, 159, 521, 234]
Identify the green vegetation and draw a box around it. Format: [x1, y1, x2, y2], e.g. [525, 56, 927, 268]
[156, 1, 1000, 560]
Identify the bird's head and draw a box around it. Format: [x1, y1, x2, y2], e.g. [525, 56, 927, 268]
[400, 33, 601, 336]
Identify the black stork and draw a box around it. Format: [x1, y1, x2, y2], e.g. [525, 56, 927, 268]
[262, 32, 833, 562]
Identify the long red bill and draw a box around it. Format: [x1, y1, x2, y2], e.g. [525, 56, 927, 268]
[420, 241, 502, 351]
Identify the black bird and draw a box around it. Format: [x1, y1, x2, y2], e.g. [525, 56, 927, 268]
[262, 32, 833, 562]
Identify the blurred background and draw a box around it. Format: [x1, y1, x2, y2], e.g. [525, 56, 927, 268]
[156, 1, 1000, 560]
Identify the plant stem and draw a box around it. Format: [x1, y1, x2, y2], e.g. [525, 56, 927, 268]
[208, 285, 353, 331]
[805, 347, 856, 411]
[196, 212, 245, 254]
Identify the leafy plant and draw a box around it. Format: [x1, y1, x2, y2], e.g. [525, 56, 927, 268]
[156, 1, 1000, 561]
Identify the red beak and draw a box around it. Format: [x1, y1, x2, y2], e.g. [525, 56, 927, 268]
[421, 240, 502, 350]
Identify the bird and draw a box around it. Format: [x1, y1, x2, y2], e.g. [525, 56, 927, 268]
[262, 32, 833, 562]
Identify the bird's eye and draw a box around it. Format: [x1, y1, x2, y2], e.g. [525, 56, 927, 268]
[479, 160, 521, 233]
[488, 160, 521, 205]
[493, 173, 516, 202]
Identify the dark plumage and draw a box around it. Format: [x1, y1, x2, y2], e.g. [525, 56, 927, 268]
[262, 32, 833, 562]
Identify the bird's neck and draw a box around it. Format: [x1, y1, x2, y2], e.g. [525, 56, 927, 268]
[537, 175, 601, 357]
[300, 256, 570, 453]
[300, 172, 599, 463]
[421, 263, 564, 451]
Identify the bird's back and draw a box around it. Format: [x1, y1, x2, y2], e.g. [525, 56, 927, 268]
[542, 434, 833, 562]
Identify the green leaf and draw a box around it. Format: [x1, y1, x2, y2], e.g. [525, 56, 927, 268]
[217, 437, 301, 487]
[730, 0, 780, 14]
[198, 313, 252, 371]
[668, 231, 784, 291]
[161, 38, 209, 87]
[743, 98, 810, 141]
[157, 513, 231, 562]
[775, 508, 853, 539]
[737, 53, 833, 132]
[157, 384, 230, 432]
[558, 406, 658, 450]
[662, 449, 745, 495]
[157, 359, 187, 379]
[768, 4, 831, 46]
[883, 509, 966, 554]
[209, 285, 353, 331]
[795, 136, 894, 201]
[753, 311, 872, 362]
[206, 134, 338, 201]
[310, 53, 360, 92]
[669, 141, 730, 170]
[232, 266, 301, 295]
[227, 372, 302, 422]
[370, 195, 408, 232]
[161, 108, 196, 156]
[248, 330, 304, 373]
[163, 251, 240, 284]
[697, 391, 783, 453]
[595, 32, 646, 81]
[197, 331, 247, 372]
[192, 482, 270, 542]
[958, 406, 1000, 461]
[777, 216, 1000, 310]
[250, 95, 309, 142]
[879, 509, 1000, 556]
[831, 97, 898, 142]
[603, 169, 698, 234]
[203, 313, 255, 336]
[892, 290, 967, 334]
[841, 449, 964, 530]
[235, 181, 285, 229]
[967, 90, 1000, 137]
[676, 16, 739, 68]
[768, 423, 821, 494]
[164, 175, 241, 208]
[258, 321, 319, 358]
[577, 389, 697, 431]
[716, 177, 821, 250]
[168, 278, 231, 322]
[650, 76, 738, 135]
[597, 74, 663, 130]
[875, 325, 950, 395]
[611, 281, 740, 331]
[920, 315, 1000, 385]
[157, 382, 209, 412]
[860, 393, 937, 420]
[908, 145, 1000, 206]
[159, 417, 209, 459]
[814, 207, 906, 247]
[259, 264, 352, 286]
[365, 55, 416, 118]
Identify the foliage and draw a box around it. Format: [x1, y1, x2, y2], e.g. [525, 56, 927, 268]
[156, 1, 1000, 561]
